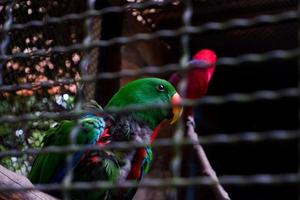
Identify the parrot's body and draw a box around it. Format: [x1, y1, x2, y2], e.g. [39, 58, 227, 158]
[73, 114, 154, 199]
[28, 78, 182, 200]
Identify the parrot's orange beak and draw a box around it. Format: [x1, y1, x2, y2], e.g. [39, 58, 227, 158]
[170, 92, 183, 124]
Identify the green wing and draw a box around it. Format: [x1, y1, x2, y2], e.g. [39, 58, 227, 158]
[28, 120, 75, 183]
[28, 115, 106, 184]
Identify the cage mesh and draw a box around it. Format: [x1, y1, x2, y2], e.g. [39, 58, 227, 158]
[0, 0, 299, 200]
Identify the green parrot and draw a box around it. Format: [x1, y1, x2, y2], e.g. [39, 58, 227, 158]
[28, 78, 182, 199]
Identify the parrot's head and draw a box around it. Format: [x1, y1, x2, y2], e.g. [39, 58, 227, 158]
[105, 78, 182, 129]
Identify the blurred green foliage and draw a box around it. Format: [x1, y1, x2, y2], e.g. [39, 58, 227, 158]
[0, 94, 75, 175]
[0, 0, 83, 175]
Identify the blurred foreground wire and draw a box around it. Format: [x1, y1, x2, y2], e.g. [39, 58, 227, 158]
[0, 0, 298, 200]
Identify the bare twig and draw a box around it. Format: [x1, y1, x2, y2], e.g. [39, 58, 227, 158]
[185, 117, 230, 200]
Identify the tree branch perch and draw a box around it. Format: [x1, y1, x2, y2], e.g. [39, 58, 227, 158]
[185, 116, 230, 200]
[0, 165, 57, 200]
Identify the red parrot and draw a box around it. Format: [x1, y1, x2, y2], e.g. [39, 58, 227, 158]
[169, 49, 217, 115]
[169, 49, 219, 200]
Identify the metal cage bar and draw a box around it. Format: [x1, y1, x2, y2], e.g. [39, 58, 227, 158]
[0, 0, 298, 199]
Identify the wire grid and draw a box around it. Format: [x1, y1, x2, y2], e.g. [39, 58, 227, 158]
[0, 0, 299, 199]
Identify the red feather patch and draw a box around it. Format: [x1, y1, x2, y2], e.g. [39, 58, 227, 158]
[127, 148, 147, 180]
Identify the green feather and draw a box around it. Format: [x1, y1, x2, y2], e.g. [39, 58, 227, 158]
[29, 116, 105, 183]
[142, 147, 153, 175]
[103, 159, 118, 181]
[28, 120, 75, 183]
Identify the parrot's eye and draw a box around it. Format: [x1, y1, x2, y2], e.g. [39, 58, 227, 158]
[156, 84, 165, 92]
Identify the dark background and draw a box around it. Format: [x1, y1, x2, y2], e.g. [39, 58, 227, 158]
[149, 0, 298, 199]
[187, 1, 298, 199]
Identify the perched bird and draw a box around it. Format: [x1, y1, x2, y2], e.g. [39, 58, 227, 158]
[73, 78, 181, 200]
[132, 49, 217, 200]
[28, 78, 182, 200]
[169, 49, 220, 200]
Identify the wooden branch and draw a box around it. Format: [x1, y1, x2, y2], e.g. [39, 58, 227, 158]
[185, 116, 230, 200]
[0, 165, 58, 200]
